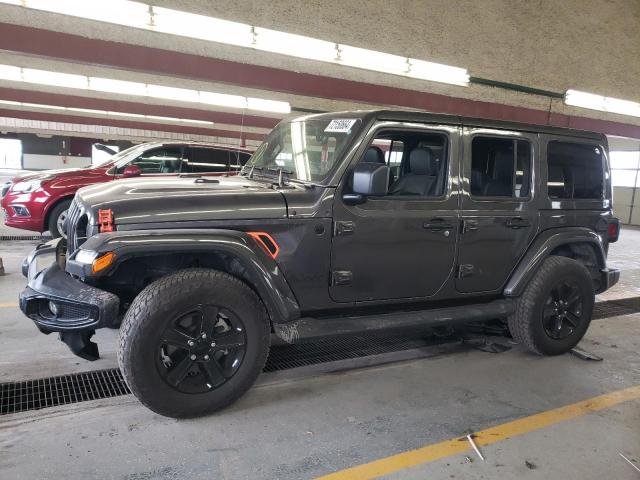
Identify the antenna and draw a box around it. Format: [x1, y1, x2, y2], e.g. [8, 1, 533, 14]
[236, 106, 246, 170]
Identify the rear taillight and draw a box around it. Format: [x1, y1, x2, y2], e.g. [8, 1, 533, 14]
[607, 218, 620, 243]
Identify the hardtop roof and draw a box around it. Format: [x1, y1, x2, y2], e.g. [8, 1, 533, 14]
[293, 109, 605, 142]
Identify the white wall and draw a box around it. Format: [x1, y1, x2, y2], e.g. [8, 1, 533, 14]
[609, 136, 640, 226]
[22, 154, 92, 170]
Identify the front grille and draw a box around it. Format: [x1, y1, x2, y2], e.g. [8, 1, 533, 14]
[65, 199, 82, 254]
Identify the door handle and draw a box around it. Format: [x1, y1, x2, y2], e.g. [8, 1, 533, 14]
[423, 219, 453, 231]
[505, 217, 530, 229]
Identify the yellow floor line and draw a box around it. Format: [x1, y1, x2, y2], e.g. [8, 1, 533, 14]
[0, 303, 17, 308]
[317, 384, 640, 480]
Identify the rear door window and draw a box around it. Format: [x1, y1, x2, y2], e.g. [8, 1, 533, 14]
[547, 141, 604, 199]
[470, 137, 531, 198]
[118, 147, 183, 174]
[185, 148, 229, 173]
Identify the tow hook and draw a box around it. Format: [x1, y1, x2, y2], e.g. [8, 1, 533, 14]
[59, 330, 100, 361]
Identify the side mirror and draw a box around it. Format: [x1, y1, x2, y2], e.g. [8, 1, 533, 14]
[343, 163, 389, 205]
[353, 163, 389, 195]
[122, 165, 142, 178]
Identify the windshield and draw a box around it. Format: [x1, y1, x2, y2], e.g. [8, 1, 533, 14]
[243, 118, 362, 183]
[106, 143, 159, 168]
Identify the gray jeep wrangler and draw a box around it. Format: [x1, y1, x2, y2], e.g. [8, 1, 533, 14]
[20, 110, 620, 417]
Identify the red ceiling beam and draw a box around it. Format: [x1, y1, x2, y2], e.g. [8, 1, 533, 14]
[0, 87, 279, 129]
[0, 108, 266, 141]
[0, 23, 639, 139]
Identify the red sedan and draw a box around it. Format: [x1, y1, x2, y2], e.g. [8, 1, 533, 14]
[1, 141, 251, 238]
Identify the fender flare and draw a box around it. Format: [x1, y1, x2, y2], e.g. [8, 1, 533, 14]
[504, 227, 606, 297]
[76, 229, 301, 323]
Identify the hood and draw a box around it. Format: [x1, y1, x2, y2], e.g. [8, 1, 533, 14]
[11, 166, 102, 183]
[76, 175, 288, 225]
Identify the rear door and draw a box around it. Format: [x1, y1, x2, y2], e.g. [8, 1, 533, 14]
[456, 127, 539, 293]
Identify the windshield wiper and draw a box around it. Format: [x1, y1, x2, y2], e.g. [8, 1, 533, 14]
[287, 178, 321, 189]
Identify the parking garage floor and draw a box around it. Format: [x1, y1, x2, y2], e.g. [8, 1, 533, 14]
[0, 229, 639, 479]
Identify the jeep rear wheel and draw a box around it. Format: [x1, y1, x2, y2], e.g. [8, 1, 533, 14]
[118, 269, 270, 418]
[508, 256, 594, 356]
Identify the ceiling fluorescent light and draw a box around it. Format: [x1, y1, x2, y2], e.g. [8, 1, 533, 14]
[246, 97, 291, 114]
[0, 99, 21, 106]
[565, 90, 606, 111]
[22, 0, 151, 28]
[604, 97, 640, 117]
[21, 102, 67, 110]
[89, 77, 148, 96]
[408, 59, 470, 86]
[0, 64, 21, 81]
[199, 91, 248, 110]
[146, 115, 213, 125]
[22, 68, 87, 89]
[254, 28, 337, 63]
[146, 85, 201, 103]
[338, 45, 409, 76]
[67, 107, 106, 114]
[152, 6, 253, 47]
[565, 89, 640, 118]
[107, 111, 145, 118]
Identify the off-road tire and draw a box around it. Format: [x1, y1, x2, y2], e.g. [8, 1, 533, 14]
[118, 268, 270, 418]
[508, 256, 594, 356]
[47, 199, 72, 239]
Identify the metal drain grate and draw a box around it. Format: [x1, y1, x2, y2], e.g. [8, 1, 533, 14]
[0, 235, 52, 241]
[264, 329, 451, 372]
[0, 330, 450, 415]
[0, 369, 130, 415]
[593, 296, 640, 319]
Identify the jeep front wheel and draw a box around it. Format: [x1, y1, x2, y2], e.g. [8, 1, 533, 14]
[118, 268, 270, 418]
[508, 256, 594, 356]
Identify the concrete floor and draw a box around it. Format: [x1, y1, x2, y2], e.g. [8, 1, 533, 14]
[0, 228, 639, 479]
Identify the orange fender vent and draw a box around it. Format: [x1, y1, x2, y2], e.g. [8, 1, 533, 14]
[247, 231, 280, 259]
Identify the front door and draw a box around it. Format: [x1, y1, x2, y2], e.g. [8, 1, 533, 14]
[330, 123, 460, 303]
[456, 128, 539, 293]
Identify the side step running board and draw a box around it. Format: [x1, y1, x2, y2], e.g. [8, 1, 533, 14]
[273, 299, 515, 343]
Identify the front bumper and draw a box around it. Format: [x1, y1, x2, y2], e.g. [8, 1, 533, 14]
[1, 190, 46, 232]
[19, 239, 120, 360]
[598, 267, 620, 293]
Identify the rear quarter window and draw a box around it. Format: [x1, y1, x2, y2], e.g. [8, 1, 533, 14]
[547, 141, 604, 199]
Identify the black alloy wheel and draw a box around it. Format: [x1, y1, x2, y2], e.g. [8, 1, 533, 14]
[157, 305, 247, 394]
[542, 280, 585, 340]
[507, 256, 595, 356]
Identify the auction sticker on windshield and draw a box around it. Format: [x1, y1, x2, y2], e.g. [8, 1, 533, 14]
[324, 119, 358, 133]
